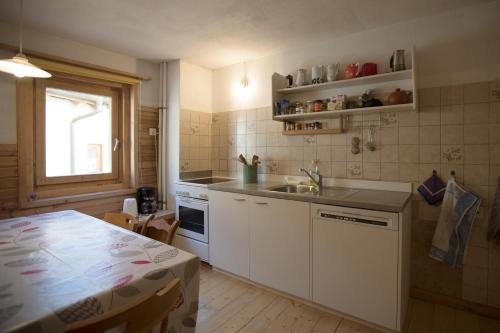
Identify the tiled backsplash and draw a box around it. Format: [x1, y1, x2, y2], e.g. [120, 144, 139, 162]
[207, 80, 500, 308]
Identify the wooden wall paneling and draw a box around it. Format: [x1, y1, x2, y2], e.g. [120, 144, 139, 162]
[139, 106, 159, 188]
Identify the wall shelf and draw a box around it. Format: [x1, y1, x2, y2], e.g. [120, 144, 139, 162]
[282, 128, 343, 136]
[276, 69, 412, 95]
[273, 103, 413, 121]
[271, 46, 418, 124]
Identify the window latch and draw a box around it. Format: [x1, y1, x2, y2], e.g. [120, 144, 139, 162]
[113, 138, 120, 152]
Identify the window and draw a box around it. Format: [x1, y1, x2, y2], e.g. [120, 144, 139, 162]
[18, 68, 139, 208]
[35, 77, 121, 185]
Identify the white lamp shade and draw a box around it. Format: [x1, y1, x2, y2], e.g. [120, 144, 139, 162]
[0, 54, 51, 78]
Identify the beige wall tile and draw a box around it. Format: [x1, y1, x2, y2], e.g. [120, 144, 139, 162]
[489, 124, 500, 144]
[441, 145, 464, 164]
[441, 105, 464, 125]
[419, 107, 441, 125]
[419, 126, 440, 144]
[441, 85, 464, 105]
[363, 163, 381, 180]
[464, 103, 489, 124]
[380, 145, 398, 163]
[462, 284, 487, 304]
[464, 164, 489, 185]
[466, 246, 489, 268]
[464, 124, 489, 144]
[420, 145, 441, 163]
[464, 82, 490, 104]
[380, 163, 399, 181]
[463, 265, 488, 288]
[332, 133, 347, 145]
[490, 102, 500, 123]
[398, 111, 419, 126]
[491, 81, 500, 102]
[190, 110, 200, 123]
[490, 145, 500, 164]
[488, 270, 500, 292]
[199, 112, 211, 124]
[419, 87, 441, 107]
[317, 146, 331, 162]
[399, 126, 419, 144]
[489, 249, 500, 271]
[316, 135, 332, 146]
[332, 162, 347, 178]
[346, 162, 362, 178]
[464, 145, 489, 165]
[363, 149, 380, 163]
[379, 127, 398, 144]
[441, 125, 463, 144]
[399, 163, 419, 181]
[332, 146, 347, 162]
[399, 145, 419, 163]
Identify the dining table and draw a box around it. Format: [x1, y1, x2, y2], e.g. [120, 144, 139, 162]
[0, 210, 200, 333]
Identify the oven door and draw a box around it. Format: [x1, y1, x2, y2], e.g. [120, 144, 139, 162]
[175, 196, 209, 243]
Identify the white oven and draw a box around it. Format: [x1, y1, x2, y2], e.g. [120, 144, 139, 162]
[175, 196, 209, 244]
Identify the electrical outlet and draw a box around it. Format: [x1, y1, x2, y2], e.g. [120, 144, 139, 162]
[149, 128, 157, 136]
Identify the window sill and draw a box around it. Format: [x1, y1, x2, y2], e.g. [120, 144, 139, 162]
[21, 188, 136, 209]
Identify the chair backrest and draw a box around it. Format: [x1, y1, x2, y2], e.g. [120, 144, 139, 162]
[103, 212, 139, 231]
[141, 219, 180, 245]
[66, 278, 181, 333]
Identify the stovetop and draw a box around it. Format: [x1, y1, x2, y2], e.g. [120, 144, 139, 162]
[180, 177, 234, 185]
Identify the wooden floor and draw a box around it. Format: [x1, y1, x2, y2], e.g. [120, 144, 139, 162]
[196, 264, 500, 333]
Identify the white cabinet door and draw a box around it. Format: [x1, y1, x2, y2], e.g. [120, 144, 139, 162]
[249, 197, 310, 299]
[312, 205, 399, 330]
[208, 190, 249, 278]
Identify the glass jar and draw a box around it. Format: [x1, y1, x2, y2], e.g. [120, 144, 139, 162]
[314, 100, 323, 112]
[295, 102, 304, 114]
[305, 101, 314, 113]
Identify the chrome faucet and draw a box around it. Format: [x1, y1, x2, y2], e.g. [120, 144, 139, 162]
[299, 168, 323, 191]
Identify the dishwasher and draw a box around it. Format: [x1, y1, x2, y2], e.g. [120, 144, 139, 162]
[312, 203, 400, 331]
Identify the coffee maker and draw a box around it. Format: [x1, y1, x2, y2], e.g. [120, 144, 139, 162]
[137, 187, 157, 214]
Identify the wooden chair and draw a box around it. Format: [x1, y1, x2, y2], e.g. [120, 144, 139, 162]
[141, 219, 180, 245]
[103, 212, 143, 232]
[66, 278, 181, 333]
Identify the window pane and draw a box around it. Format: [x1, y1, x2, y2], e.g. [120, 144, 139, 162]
[45, 88, 112, 177]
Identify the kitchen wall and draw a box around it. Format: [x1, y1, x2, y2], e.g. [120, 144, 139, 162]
[177, 61, 214, 174]
[207, 1, 500, 309]
[213, 1, 500, 112]
[210, 81, 500, 308]
[0, 21, 161, 217]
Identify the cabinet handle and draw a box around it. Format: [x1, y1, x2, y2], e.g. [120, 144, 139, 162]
[255, 202, 268, 205]
[233, 198, 246, 202]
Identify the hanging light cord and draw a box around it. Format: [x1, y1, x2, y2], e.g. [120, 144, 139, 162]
[19, 0, 24, 54]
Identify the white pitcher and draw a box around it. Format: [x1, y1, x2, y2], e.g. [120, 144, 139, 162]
[296, 69, 306, 86]
[326, 63, 340, 82]
[311, 65, 324, 84]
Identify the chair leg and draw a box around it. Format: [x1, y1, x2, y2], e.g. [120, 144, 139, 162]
[160, 318, 168, 333]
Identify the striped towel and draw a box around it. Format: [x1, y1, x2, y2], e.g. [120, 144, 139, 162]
[488, 177, 500, 243]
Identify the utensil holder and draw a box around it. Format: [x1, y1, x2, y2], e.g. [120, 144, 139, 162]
[243, 165, 258, 184]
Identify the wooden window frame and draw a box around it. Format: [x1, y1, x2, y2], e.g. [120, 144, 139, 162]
[35, 76, 120, 185]
[17, 71, 139, 209]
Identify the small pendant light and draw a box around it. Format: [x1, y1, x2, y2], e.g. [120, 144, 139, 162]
[0, 0, 51, 78]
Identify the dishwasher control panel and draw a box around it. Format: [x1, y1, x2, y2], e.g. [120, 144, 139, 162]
[314, 204, 399, 230]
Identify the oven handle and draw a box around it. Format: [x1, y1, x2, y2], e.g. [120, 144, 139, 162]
[178, 197, 208, 205]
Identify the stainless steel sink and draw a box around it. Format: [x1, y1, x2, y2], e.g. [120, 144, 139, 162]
[267, 184, 316, 194]
[267, 184, 358, 199]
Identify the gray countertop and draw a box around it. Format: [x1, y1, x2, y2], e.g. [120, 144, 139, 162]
[208, 180, 412, 213]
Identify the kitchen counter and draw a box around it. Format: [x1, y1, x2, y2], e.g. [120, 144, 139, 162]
[208, 180, 412, 213]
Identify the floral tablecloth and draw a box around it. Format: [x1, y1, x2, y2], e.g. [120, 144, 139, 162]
[0, 210, 199, 333]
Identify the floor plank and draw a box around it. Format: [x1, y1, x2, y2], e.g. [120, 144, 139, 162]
[195, 265, 500, 333]
[455, 310, 481, 333]
[238, 296, 292, 333]
[310, 315, 342, 333]
[432, 304, 456, 333]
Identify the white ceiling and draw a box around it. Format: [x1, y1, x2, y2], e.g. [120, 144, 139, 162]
[0, 0, 492, 69]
